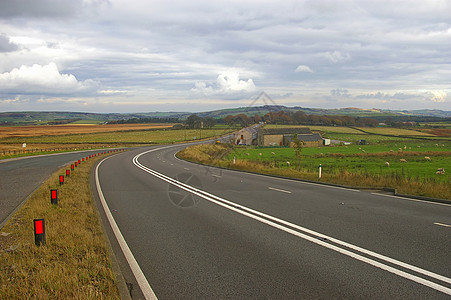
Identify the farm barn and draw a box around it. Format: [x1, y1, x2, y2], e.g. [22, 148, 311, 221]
[257, 127, 323, 147]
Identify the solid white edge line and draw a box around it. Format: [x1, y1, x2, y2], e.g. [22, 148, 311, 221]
[133, 147, 451, 295]
[371, 193, 451, 207]
[172, 147, 360, 193]
[434, 222, 451, 228]
[268, 187, 292, 194]
[96, 157, 158, 300]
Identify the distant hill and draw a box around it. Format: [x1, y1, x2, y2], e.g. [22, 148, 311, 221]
[0, 107, 449, 125]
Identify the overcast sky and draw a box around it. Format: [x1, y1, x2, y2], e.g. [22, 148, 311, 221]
[0, 0, 450, 113]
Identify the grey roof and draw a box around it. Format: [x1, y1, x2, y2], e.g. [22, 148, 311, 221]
[297, 133, 322, 142]
[258, 127, 312, 135]
[284, 133, 323, 142]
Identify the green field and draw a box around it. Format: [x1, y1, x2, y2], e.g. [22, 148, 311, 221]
[226, 139, 451, 183]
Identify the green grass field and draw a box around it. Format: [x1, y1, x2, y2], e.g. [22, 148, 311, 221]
[226, 139, 451, 183]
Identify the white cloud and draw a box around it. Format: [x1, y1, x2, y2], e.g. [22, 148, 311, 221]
[98, 89, 129, 95]
[428, 90, 447, 103]
[191, 71, 256, 96]
[295, 65, 313, 73]
[324, 51, 351, 63]
[0, 62, 99, 95]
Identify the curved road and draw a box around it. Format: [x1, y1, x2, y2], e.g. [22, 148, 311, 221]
[94, 144, 451, 299]
[0, 149, 115, 228]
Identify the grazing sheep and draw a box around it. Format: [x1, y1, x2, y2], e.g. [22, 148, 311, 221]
[259, 153, 262, 156]
[362, 149, 366, 153]
[425, 156, 431, 161]
[404, 145, 407, 150]
[385, 162, 390, 167]
[286, 161, 291, 166]
[389, 149, 394, 153]
[400, 158, 407, 163]
[398, 148, 403, 153]
[245, 153, 250, 156]
[271, 152, 275, 155]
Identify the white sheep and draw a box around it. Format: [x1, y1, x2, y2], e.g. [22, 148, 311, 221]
[400, 158, 407, 163]
[286, 161, 291, 166]
[436, 168, 445, 175]
[362, 149, 366, 153]
[385, 162, 390, 167]
[425, 156, 431, 161]
[271, 152, 275, 155]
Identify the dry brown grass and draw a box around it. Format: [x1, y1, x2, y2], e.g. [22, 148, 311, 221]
[0, 153, 120, 299]
[0, 123, 174, 139]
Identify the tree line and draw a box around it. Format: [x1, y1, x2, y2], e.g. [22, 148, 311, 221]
[106, 111, 449, 128]
[223, 111, 380, 127]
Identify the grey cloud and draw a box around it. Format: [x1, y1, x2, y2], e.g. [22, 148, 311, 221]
[0, 0, 91, 19]
[330, 89, 351, 98]
[0, 34, 19, 52]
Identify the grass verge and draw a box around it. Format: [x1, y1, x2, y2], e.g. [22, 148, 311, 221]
[178, 144, 451, 201]
[0, 154, 120, 299]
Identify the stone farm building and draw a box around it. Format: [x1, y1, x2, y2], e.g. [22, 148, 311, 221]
[257, 127, 323, 147]
[234, 127, 258, 145]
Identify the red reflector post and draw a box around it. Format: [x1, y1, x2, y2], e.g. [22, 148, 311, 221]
[50, 189, 58, 205]
[75, 162, 77, 167]
[34, 219, 46, 246]
[66, 169, 70, 176]
[59, 175, 64, 185]
[71, 164, 74, 170]
[78, 159, 81, 164]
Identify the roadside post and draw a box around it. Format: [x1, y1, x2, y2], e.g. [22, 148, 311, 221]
[33, 219, 46, 246]
[319, 164, 322, 179]
[50, 189, 58, 205]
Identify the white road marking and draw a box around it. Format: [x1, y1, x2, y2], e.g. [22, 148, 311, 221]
[371, 193, 451, 207]
[268, 187, 292, 194]
[132, 147, 451, 295]
[183, 167, 190, 171]
[434, 222, 451, 228]
[96, 157, 158, 300]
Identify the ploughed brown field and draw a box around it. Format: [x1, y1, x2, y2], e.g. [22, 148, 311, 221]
[0, 123, 175, 139]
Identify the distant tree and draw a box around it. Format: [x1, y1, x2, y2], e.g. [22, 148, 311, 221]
[185, 114, 203, 128]
[204, 117, 215, 128]
[291, 134, 304, 171]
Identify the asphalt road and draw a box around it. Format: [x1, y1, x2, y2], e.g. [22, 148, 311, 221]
[95, 144, 451, 299]
[0, 150, 114, 228]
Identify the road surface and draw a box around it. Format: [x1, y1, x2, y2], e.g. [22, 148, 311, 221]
[94, 144, 451, 299]
[0, 150, 116, 228]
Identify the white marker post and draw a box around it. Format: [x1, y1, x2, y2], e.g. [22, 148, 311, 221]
[319, 164, 322, 179]
[22, 143, 26, 154]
